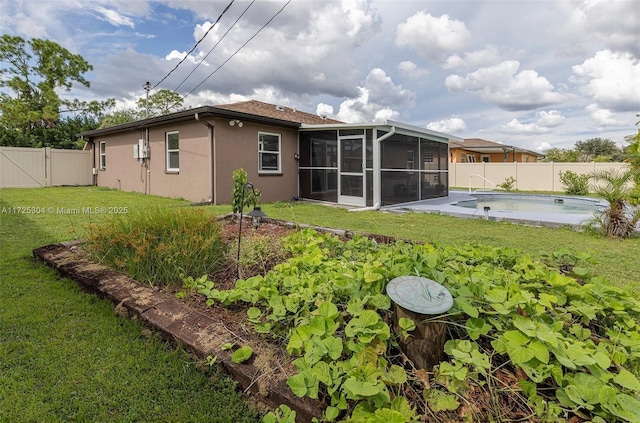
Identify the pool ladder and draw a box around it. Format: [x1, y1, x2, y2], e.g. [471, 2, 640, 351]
[468, 174, 495, 193]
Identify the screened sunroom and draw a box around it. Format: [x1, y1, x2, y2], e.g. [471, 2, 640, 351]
[298, 121, 459, 208]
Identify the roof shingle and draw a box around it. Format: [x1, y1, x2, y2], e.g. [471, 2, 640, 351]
[214, 100, 342, 125]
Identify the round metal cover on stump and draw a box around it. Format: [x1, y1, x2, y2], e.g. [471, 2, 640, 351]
[386, 276, 453, 315]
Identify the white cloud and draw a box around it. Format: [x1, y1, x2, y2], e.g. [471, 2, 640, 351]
[443, 45, 502, 70]
[445, 60, 567, 111]
[395, 11, 470, 62]
[535, 110, 566, 128]
[571, 50, 640, 112]
[397, 61, 429, 80]
[536, 142, 552, 152]
[501, 119, 551, 134]
[173, 0, 382, 99]
[557, 0, 640, 55]
[427, 117, 467, 133]
[585, 104, 627, 128]
[316, 103, 334, 118]
[327, 68, 415, 123]
[94, 6, 135, 28]
[499, 110, 566, 134]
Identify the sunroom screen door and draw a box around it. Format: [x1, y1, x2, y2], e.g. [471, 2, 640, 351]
[338, 135, 365, 206]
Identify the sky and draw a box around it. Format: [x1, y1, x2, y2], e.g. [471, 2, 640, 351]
[1, 0, 639, 151]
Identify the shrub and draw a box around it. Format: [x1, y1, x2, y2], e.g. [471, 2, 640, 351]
[559, 170, 591, 195]
[497, 176, 516, 191]
[590, 168, 640, 238]
[229, 234, 288, 280]
[86, 207, 225, 285]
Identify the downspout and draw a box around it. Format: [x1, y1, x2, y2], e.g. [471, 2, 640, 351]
[195, 113, 216, 203]
[87, 138, 97, 186]
[349, 126, 396, 212]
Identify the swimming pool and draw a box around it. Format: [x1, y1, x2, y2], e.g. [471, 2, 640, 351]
[454, 193, 604, 215]
[385, 191, 608, 229]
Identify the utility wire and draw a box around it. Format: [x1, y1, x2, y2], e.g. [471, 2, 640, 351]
[173, 0, 255, 93]
[181, 0, 291, 101]
[151, 0, 235, 90]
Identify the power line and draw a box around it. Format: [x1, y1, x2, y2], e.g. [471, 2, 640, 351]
[173, 0, 256, 93]
[181, 0, 291, 101]
[151, 0, 235, 90]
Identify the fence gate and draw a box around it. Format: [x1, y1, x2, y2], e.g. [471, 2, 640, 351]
[0, 147, 92, 188]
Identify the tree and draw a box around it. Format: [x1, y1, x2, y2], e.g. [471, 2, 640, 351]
[590, 168, 639, 237]
[136, 89, 183, 117]
[541, 147, 579, 162]
[98, 108, 144, 129]
[575, 138, 624, 162]
[0, 35, 106, 148]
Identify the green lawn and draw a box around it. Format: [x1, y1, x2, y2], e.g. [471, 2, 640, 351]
[0, 187, 257, 422]
[1, 186, 638, 422]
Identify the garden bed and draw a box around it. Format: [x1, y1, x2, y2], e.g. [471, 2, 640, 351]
[35, 215, 640, 423]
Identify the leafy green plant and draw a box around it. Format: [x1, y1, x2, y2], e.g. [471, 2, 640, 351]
[188, 229, 640, 422]
[559, 170, 591, 195]
[232, 346, 254, 364]
[497, 176, 517, 191]
[262, 405, 296, 423]
[85, 207, 225, 285]
[232, 168, 260, 214]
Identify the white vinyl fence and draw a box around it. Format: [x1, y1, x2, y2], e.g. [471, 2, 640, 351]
[449, 162, 630, 192]
[0, 146, 93, 188]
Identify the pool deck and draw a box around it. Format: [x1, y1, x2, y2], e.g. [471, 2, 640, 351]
[382, 191, 601, 229]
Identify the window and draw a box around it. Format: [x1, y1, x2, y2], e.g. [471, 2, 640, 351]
[99, 141, 106, 169]
[259, 132, 281, 173]
[481, 155, 490, 163]
[166, 131, 179, 172]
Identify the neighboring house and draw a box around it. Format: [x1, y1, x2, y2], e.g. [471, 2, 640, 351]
[79, 100, 460, 207]
[449, 138, 543, 163]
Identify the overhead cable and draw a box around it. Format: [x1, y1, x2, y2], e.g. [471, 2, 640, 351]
[152, 0, 235, 90]
[182, 0, 291, 100]
[173, 0, 256, 93]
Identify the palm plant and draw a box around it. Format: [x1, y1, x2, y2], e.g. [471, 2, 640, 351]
[590, 168, 639, 237]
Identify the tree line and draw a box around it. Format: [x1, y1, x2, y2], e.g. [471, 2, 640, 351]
[542, 137, 630, 163]
[0, 35, 182, 149]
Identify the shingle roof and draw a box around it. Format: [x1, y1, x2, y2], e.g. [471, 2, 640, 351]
[450, 138, 507, 148]
[214, 100, 342, 125]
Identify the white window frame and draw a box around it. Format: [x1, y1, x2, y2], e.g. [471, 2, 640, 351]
[99, 141, 106, 170]
[481, 155, 490, 163]
[258, 132, 281, 173]
[166, 131, 179, 172]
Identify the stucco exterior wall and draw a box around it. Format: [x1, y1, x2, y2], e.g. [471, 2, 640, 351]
[92, 118, 299, 204]
[93, 122, 212, 202]
[213, 118, 299, 204]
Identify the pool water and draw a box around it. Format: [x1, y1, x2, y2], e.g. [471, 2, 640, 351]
[455, 194, 602, 215]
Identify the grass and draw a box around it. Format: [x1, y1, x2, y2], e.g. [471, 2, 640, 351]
[1, 186, 638, 421]
[0, 187, 257, 422]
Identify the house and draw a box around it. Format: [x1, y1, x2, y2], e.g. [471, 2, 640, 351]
[449, 138, 543, 163]
[79, 100, 460, 207]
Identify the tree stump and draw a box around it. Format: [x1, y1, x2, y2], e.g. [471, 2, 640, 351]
[386, 275, 453, 371]
[393, 304, 447, 370]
